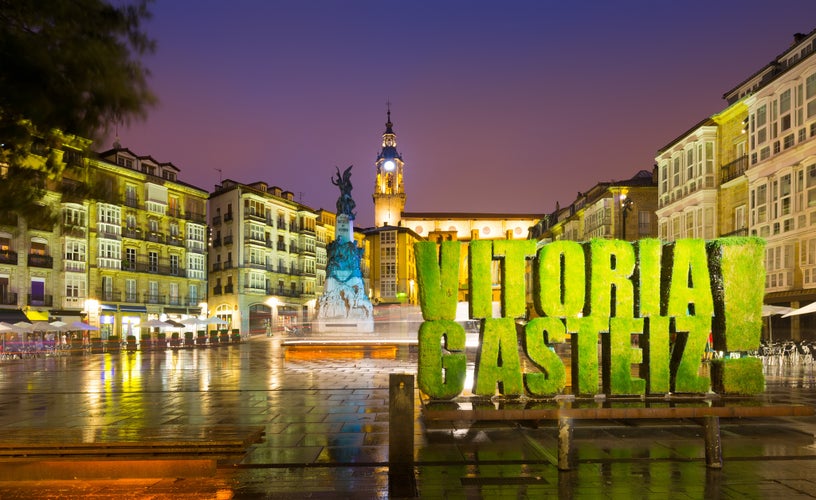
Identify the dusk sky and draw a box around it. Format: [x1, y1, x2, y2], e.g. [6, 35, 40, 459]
[112, 1, 816, 227]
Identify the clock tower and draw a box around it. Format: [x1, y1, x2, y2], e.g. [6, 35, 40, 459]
[372, 108, 406, 227]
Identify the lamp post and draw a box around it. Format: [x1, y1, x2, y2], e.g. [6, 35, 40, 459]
[621, 197, 634, 240]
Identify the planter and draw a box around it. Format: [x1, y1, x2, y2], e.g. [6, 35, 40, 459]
[184, 331, 194, 348]
[219, 330, 230, 343]
[107, 336, 120, 353]
[71, 338, 84, 356]
[170, 332, 180, 348]
[157, 333, 167, 349]
[196, 330, 207, 346]
[209, 330, 219, 345]
[141, 334, 152, 351]
[90, 337, 104, 354]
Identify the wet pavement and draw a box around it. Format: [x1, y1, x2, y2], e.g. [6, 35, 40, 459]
[0, 337, 814, 498]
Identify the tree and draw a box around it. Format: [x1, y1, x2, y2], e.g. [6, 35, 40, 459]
[0, 0, 156, 220]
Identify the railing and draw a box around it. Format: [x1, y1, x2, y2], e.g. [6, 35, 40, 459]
[146, 232, 164, 243]
[721, 155, 748, 183]
[28, 254, 53, 268]
[185, 211, 207, 224]
[211, 215, 221, 226]
[212, 262, 222, 272]
[212, 285, 222, 296]
[97, 289, 121, 302]
[212, 237, 222, 247]
[27, 294, 53, 307]
[224, 212, 233, 222]
[121, 258, 185, 276]
[143, 293, 167, 305]
[224, 284, 234, 294]
[267, 288, 302, 298]
[0, 251, 18, 265]
[223, 235, 233, 245]
[0, 292, 18, 305]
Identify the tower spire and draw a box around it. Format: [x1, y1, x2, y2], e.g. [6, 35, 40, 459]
[372, 103, 406, 227]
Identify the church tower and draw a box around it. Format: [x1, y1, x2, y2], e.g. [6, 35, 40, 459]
[372, 108, 406, 227]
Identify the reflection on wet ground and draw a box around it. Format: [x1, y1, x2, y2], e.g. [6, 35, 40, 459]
[0, 338, 814, 498]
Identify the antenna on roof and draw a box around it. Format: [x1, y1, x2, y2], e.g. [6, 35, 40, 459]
[298, 192, 304, 202]
[113, 122, 121, 149]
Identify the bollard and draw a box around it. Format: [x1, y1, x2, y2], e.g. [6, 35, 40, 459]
[389, 373, 414, 464]
[557, 416, 574, 471]
[389, 373, 416, 497]
[703, 415, 723, 469]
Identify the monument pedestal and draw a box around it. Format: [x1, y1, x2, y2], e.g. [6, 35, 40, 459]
[315, 213, 374, 334]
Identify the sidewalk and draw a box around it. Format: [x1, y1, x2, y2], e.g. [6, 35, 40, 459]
[0, 336, 813, 498]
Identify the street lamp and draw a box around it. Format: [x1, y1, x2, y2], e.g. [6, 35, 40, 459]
[621, 196, 634, 240]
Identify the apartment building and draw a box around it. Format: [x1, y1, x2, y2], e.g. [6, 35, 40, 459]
[207, 180, 322, 334]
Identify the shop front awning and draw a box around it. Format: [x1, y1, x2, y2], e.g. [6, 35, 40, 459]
[25, 309, 49, 321]
[119, 305, 147, 313]
[0, 309, 29, 323]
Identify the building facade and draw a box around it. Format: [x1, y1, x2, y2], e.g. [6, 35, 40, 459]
[656, 29, 816, 339]
[88, 148, 209, 339]
[207, 180, 325, 334]
[0, 141, 210, 340]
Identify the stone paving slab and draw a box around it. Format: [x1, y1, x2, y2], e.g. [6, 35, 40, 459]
[0, 337, 812, 497]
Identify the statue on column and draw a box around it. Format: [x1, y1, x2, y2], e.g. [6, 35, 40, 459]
[331, 165, 356, 220]
[316, 165, 374, 333]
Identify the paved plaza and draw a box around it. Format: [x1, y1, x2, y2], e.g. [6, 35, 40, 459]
[0, 336, 814, 498]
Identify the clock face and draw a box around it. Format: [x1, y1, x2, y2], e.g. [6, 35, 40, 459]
[383, 160, 395, 171]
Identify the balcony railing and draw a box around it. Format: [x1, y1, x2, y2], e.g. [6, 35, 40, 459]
[721, 155, 748, 184]
[212, 215, 221, 226]
[27, 294, 53, 307]
[224, 212, 233, 222]
[97, 289, 121, 302]
[185, 211, 206, 224]
[0, 251, 18, 265]
[223, 235, 233, 245]
[0, 292, 18, 305]
[143, 293, 166, 305]
[28, 254, 53, 268]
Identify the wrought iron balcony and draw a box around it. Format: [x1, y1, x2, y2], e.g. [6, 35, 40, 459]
[0, 251, 18, 265]
[28, 254, 53, 268]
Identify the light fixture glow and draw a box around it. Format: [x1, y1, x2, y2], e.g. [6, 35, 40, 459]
[383, 159, 395, 171]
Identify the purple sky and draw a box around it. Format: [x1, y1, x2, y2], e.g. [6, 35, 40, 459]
[112, 1, 816, 227]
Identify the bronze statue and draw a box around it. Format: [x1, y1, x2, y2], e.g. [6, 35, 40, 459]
[331, 165, 356, 219]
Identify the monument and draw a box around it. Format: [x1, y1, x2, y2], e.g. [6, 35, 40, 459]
[315, 166, 374, 333]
